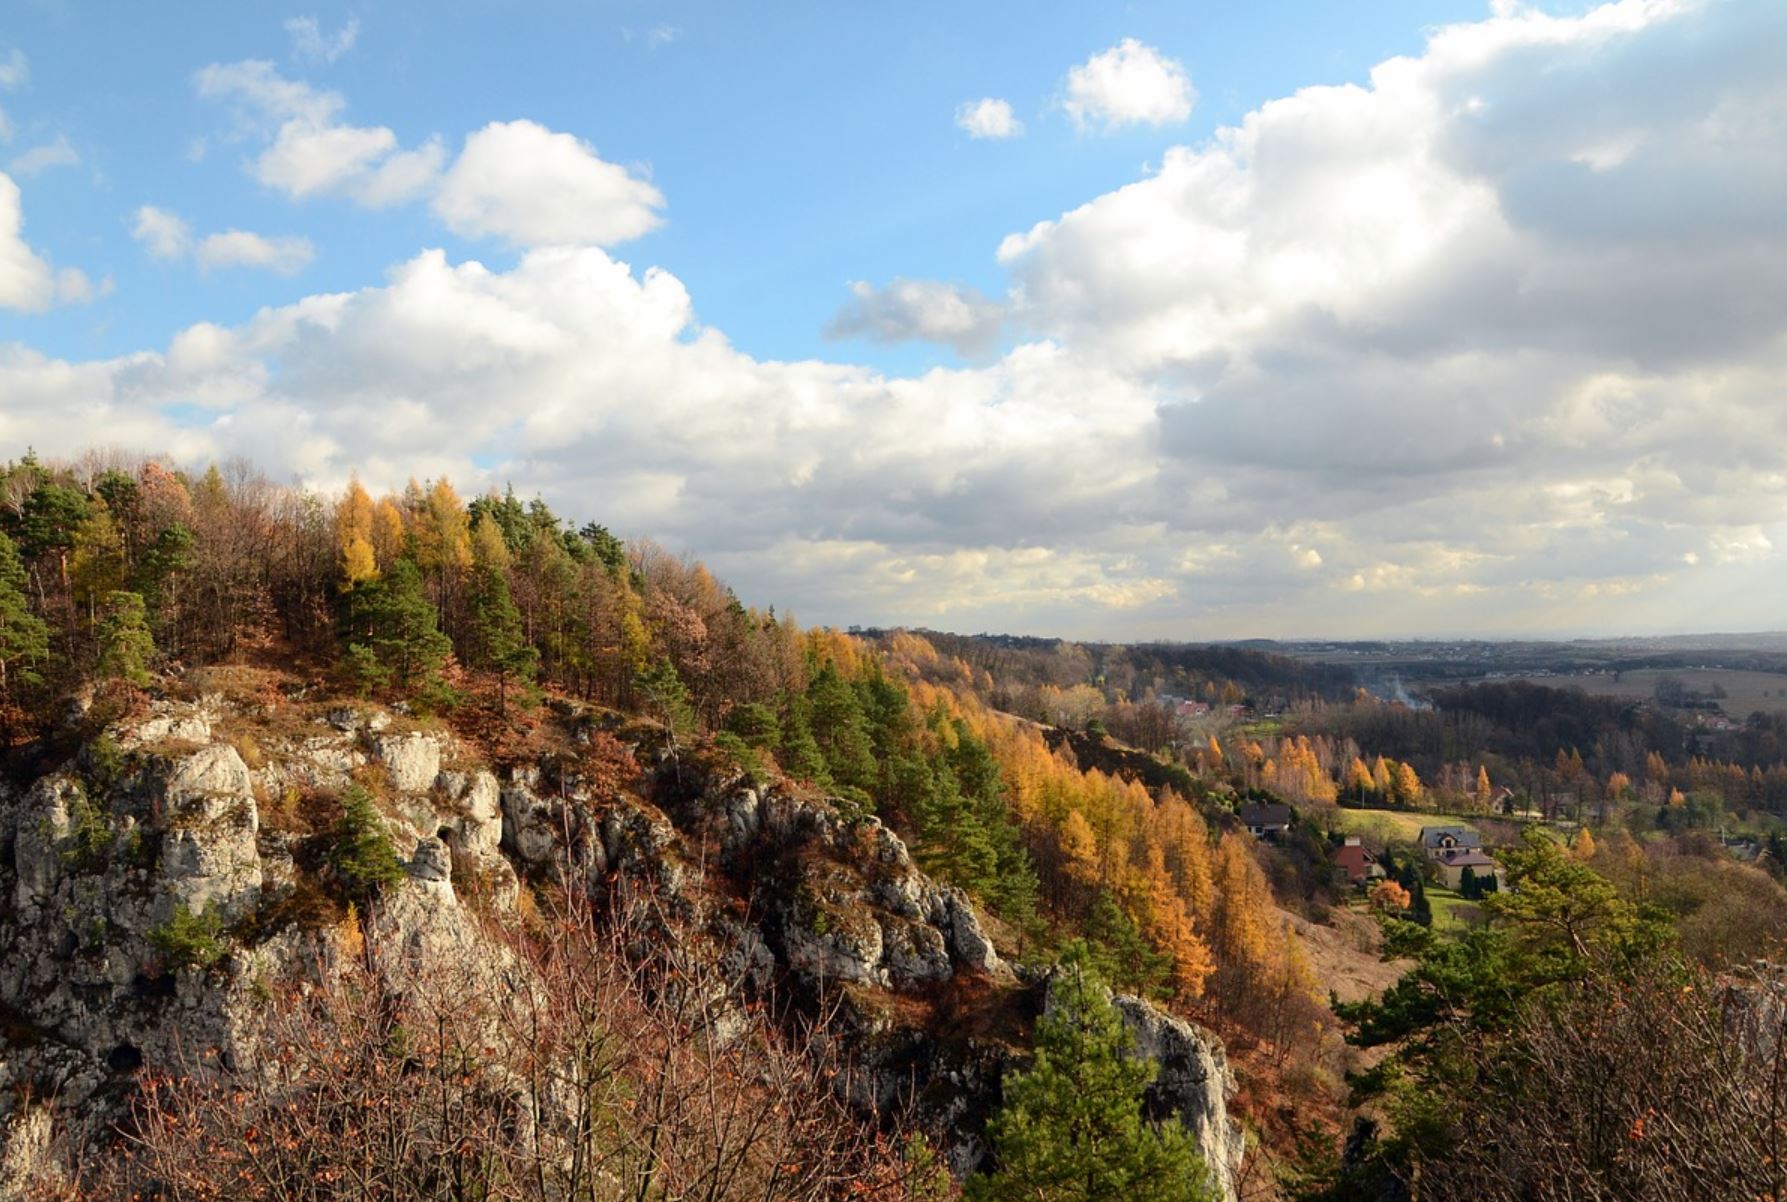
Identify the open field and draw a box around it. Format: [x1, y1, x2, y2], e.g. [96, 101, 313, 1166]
[1328, 808, 1480, 846]
[1426, 888, 1483, 932]
[1481, 667, 1787, 716]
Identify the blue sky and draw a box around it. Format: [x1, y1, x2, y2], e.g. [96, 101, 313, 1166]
[7, 0, 1486, 370]
[4, 0, 1787, 640]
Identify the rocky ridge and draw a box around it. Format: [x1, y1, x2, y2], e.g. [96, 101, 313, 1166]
[0, 690, 1245, 1199]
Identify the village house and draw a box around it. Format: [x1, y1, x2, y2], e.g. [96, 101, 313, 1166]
[1333, 836, 1384, 887]
[1238, 802, 1292, 841]
[1418, 825, 1482, 861]
[1417, 823, 1503, 889]
[1435, 849, 1502, 891]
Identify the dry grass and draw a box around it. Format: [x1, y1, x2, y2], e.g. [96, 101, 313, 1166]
[1496, 666, 1787, 716]
[1280, 906, 1407, 1006]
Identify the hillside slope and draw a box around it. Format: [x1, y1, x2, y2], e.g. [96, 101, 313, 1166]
[0, 675, 1246, 1199]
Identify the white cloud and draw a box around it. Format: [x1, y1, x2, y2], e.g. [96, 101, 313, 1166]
[0, 50, 27, 92]
[1062, 38, 1195, 131]
[285, 15, 360, 64]
[255, 118, 395, 197]
[955, 97, 1024, 139]
[195, 230, 315, 275]
[0, 171, 92, 311]
[132, 206, 191, 260]
[195, 59, 440, 206]
[195, 59, 338, 127]
[54, 266, 106, 304]
[433, 120, 664, 247]
[134, 205, 312, 276]
[826, 278, 1004, 356]
[353, 139, 447, 206]
[0, 109, 13, 144]
[9, 134, 77, 177]
[8, 2, 1787, 637]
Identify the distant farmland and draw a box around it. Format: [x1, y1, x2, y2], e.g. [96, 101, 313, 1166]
[1484, 667, 1787, 717]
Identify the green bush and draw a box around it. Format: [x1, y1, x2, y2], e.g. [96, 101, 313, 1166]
[59, 788, 114, 871]
[327, 786, 407, 903]
[710, 730, 771, 783]
[148, 902, 226, 971]
[723, 702, 781, 749]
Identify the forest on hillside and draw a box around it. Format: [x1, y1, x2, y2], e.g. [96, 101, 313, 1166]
[1, 449, 1784, 1202]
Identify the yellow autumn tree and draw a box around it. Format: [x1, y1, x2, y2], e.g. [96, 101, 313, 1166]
[335, 478, 378, 585]
[1571, 827, 1598, 861]
[1392, 761, 1422, 806]
[1154, 792, 1213, 916]
[1138, 845, 1214, 1002]
[1210, 832, 1277, 1016]
[370, 496, 407, 570]
[1474, 764, 1492, 810]
[1371, 756, 1393, 795]
[1058, 808, 1102, 891]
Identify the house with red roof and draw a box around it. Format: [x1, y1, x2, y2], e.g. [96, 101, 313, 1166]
[1333, 836, 1384, 887]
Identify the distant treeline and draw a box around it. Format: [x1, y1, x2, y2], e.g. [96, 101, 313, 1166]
[1324, 679, 1787, 782]
[861, 629, 1359, 708]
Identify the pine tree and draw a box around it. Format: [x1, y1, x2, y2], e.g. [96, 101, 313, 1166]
[468, 517, 535, 712]
[344, 558, 452, 694]
[636, 658, 695, 749]
[805, 661, 877, 797]
[96, 591, 155, 686]
[1407, 875, 1433, 927]
[0, 531, 50, 706]
[1084, 891, 1171, 998]
[328, 786, 406, 904]
[968, 948, 1216, 1202]
[778, 695, 830, 783]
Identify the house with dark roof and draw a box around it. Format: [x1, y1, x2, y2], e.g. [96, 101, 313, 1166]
[1435, 848, 1502, 891]
[1418, 825, 1482, 861]
[1238, 802, 1292, 840]
[1333, 836, 1384, 886]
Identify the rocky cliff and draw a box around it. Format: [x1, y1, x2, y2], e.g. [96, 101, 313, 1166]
[0, 686, 1246, 1199]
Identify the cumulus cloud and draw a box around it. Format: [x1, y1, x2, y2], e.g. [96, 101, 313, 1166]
[132, 205, 191, 260]
[9, 133, 77, 176]
[432, 120, 664, 247]
[8, 1, 1787, 637]
[133, 204, 313, 276]
[195, 59, 442, 206]
[0, 171, 92, 311]
[955, 97, 1024, 139]
[195, 230, 315, 275]
[285, 15, 360, 64]
[1062, 38, 1194, 131]
[825, 279, 1004, 356]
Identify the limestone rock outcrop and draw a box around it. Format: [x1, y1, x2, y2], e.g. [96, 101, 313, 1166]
[0, 691, 1245, 1202]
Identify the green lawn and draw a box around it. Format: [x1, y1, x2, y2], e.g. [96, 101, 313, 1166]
[1426, 887, 1483, 932]
[1330, 807, 1481, 846]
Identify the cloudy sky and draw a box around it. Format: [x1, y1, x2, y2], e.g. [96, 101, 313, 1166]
[1, 0, 1784, 640]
